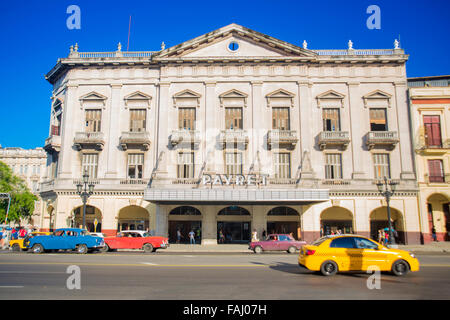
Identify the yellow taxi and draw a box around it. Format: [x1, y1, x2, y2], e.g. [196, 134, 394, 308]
[10, 232, 51, 252]
[298, 235, 419, 276]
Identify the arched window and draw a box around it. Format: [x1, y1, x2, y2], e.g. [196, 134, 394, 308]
[267, 207, 299, 216]
[218, 206, 250, 215]
[169, 206, 201, 215]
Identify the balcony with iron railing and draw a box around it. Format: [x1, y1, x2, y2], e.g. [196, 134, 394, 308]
[73, 132, 105, 151]
[119, 131, 151, 151]
[318, 131, 350, 150]
[170, 129, 201, 147]
[219, 129, 249, 149]
[267, 130, 298, 150]
[366, 131, 399, 150]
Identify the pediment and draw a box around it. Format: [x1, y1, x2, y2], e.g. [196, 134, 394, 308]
[219, 89, 248, 107]
[173, 89, 201, 108]
[363, 90, 392, 100]
[363, 90, 392, 108]
[266, 89, 295, 108]
[173, 89, 202, 99]
[79, 91, 107, 108]
[316, 90, 345, 108]
[79, 91, 107, 101]
[316, 90, 345, 100]
[154, 24, 316, 61]
[219, 89, 248, 99]
[124, 91, 152, 101]
[124, 91, 152, 108]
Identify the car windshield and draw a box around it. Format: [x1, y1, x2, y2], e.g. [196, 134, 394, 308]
[142, 232, 150, 237]
[80, 230, 90, 236]
[311, 237, 329, 246]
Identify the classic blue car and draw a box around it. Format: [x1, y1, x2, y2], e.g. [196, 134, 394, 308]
[28, 228, 105, 254]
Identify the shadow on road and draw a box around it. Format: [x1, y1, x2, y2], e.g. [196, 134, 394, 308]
[264, 261, 406, 283]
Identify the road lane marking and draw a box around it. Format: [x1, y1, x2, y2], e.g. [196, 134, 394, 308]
[0, 262, 270, 268]
[0, 286, 24, 288]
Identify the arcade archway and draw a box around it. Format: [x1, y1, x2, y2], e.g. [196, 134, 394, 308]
[217, 206, 251, 244]
[370, 207, 405, 244]
[320, 206, 354, 236]
[73, 205, 102, 232]
[168, 206, 202, 244]
[267, 206, 301, 240]
[117, 205, 150, 232]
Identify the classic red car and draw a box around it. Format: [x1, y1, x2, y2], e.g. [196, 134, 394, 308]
[101, 230, 169, 253]
[249, 234, 306, 254]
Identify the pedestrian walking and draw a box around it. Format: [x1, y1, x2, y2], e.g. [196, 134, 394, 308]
[219, 229, 225, 244]
[251, 229, 258, 242]
[262, 229, 267, 240]
[432, 227, 437, 242]
[19, 227, 27, 239]
[0, 228, 5, 249]
[189, 230, 195, 245]
[176, 229, 183, 244]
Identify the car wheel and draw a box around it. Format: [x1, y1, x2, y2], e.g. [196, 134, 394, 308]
[287, 246, 297, 254]
[320, 260, 338, 276]
[31, 244, 44, 254]
[391, 259, 410, 276]
[76, 244, 88, 254]
[11, 244, 21, 252]
[143, 243, 154, 253]
[100, 244, 110, 253]
[254, 246, 263, 254]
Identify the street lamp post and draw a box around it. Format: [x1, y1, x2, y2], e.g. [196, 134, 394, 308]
[376, 176, 398, 247]
[75, 170, 95, 230]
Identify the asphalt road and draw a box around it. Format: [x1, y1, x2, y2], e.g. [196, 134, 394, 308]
[0, 251, 449, 300]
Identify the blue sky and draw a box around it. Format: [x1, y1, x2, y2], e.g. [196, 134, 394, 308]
[0, 0, 449, 149]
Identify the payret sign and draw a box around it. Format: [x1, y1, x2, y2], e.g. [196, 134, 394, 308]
[202, 174, 268, 186]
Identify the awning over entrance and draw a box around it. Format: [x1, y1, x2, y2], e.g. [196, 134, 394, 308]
[144, 188, 329, 204]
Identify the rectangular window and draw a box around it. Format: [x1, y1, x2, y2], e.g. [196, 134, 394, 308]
[225, 152, 243, 175]
[272, 107, 290, 130]
[129, 109, 146, 132]
[274, 153, 291, 179]
[178, 108, 196, 130]
[423, 115, 442, 147]
[373, 153, 390, 179]
[325, 153, 342, 179]
[82, 153, 98, 178]
[323, 108, 341, 131]
[428, 159, 444, 183]
[370, 108, 387, 131]
[225, 107, 243, 129]
[177, 152, 195, 178]
[85, 109, 102, 132]
[127, 154, 144, 179]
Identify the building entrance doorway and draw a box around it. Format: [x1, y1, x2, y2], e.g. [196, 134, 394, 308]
[267, 222, 300, 239]
[217, 222, 250, 244]
[169, 221, 202, 244]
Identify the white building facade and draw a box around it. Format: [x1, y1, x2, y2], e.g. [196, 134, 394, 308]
[40, 24, 423, 244]
[0, 146, 47, 226]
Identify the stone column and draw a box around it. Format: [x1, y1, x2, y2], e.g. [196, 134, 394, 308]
[155, 205, 169, 237]
[156, 82, 171, 177]
[202, 205, 217, 245]
[394, 81, 416, 180]
[59, 83, 78, 179]
[105, 84, 122, 178]
[347, 81, 367, 180]
[204, 82, 217, 174]
[298, 81, 316, 183]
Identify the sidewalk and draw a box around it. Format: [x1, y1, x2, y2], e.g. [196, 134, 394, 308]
[397, 241, 450, 253]
[165, 242, 450, 253]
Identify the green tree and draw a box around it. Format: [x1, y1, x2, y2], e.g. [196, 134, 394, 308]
[0, 161, 37, 224]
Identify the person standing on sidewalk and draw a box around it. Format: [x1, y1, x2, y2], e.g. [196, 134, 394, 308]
[189, 230, 195, 245]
